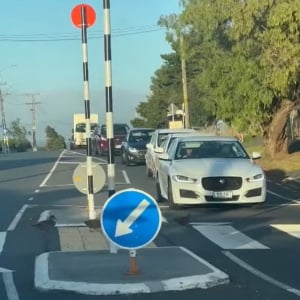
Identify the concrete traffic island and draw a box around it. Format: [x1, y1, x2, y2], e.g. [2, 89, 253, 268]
[34, 247, 229, 295]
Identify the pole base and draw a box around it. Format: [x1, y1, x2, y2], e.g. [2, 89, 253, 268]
[126, 257, 141, 276]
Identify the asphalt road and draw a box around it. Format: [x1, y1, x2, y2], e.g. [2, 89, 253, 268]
[1, 149, 300, 299]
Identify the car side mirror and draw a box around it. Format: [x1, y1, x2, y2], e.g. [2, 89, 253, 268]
[252, 152, 261, 160]
[158, 153, 171, 161]
[146, 143, 153, 150]
[154, 147, 164, 154]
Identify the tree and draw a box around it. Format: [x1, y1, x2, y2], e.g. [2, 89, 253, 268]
[45, 126, 66, 150]
[7, 118, 31, 152]
[178, 0, 300, 156]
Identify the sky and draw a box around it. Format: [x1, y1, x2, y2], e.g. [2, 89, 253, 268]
[0, 0, 181, 146]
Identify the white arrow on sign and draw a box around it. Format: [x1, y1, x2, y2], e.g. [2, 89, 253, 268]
[115, 199, 150, 237]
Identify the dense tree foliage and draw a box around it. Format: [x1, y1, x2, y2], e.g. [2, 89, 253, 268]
[7, 119, 31, 152]
[132, 0, 300, 156]
[45, 126, 66, 150]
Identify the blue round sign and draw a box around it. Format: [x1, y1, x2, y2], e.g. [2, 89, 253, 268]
[101, 188, 161, 249]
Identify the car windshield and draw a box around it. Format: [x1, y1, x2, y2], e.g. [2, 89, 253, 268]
[129, 130, 154, 142]
[175, 140, 249, 160]
[101, 124, 128, 136]
[75, 123, 86, 133]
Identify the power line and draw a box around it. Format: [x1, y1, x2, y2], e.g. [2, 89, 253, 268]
[0, 26, 162, 43]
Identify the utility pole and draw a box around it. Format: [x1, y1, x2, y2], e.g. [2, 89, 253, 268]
[180, 33, 190, 129]
[24, 93, 40, 152]
[0, 88, 9, 153]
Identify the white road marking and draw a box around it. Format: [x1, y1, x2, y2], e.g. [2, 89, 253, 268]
[0, 232, 6, 254]
[39, 150, 66, 187]
[267, 190, 298, 202]
[122, 170, 131, 184]
[7, 205, 29, 231]
[271, 224, 300, 239]
[223, 251, 300, 297]
[28, 197, 34, 201]
[2, 272, 19, 300]
[65, 150, 86, 156]
[192, 223, 269, 249]
[34, 189, 40, 193]
[56, 161, 83, 165]
[45, 184, 74, 188]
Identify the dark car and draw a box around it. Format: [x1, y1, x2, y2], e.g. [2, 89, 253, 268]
[93, 123, 130, 156]
[121, 128, 155, 165]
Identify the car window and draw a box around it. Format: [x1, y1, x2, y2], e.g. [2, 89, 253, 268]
[174, 140, 249, 159]
[129, 130, 153, 142]
[75, 123, 86, 133]
[100, 124, 129, 136]
[114, 124, 128, 135]
[157, 133, 169, 147]
[166, 136, 177, 151]
[149, 132, 156, 145]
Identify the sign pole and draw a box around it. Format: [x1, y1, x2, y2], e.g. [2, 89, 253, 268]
[127, 249, 140, 275]
[80, 6, 96, 220]
[103, 0, 117, 253]
[71, 4, 97, 219]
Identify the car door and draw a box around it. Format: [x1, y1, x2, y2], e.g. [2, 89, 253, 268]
[122, 131, 130, 155]
[145, 131, 156, 172]
[158, 139, 177, 198]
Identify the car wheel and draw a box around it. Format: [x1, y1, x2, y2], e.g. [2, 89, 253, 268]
[95, 146, 99, 156]
[98, 148, 104, 156]
[168, 178, 178, 209]
[146, 165, 152, 178]
[121, 150, 126, 164]
[156, 176, 164, 203]
[123, 152, 131, 166]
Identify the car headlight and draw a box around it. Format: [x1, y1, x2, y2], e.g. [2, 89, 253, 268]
[128, 147, 138, 153]
[246, 173, 264, 182]
[172, 175, 197, 183]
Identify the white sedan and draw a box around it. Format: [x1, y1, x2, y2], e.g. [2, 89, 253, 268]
[156, 136, 266, 208]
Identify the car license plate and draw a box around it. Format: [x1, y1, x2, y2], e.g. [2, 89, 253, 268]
[115, 145, 121, 149]
[213, 191, 232, 199]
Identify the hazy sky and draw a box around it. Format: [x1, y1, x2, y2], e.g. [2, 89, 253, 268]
[0, 0, 181, 145]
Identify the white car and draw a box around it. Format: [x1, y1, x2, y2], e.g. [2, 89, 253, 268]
[153, 131, 207, 178]
[156, 135, 266, 208]
[145, 128, 195, 178]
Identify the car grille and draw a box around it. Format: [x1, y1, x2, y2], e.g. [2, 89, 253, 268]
[138, 150, 146, 157]
[202, 177, 242, 191]
[205, 195, 239, 201]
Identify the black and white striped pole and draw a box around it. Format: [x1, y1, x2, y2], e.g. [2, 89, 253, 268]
[71, 4, 97, 220]
[103, 0, 115, 198]
[103, 0, 118, 254]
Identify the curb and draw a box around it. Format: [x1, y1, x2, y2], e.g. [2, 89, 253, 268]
[34, 247, 229, 295]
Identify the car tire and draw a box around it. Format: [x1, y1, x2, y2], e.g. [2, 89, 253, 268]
[146, 165, 152, 178]
[122, 152, 131, 166]
[156, 176, 164, 203]
[95, 146, 99, 156]
[168, 178, 179, 209]
[121, 150, 126, 165]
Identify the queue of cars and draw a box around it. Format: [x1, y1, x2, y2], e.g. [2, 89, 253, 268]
[92, 123, 130, 156]
[92, 125, 266, 208]
[145, 128, 196, 177]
